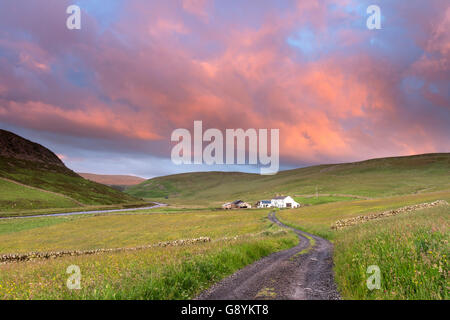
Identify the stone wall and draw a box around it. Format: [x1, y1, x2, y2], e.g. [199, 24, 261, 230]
[0, 237, 211, 264]
[331, 200, 449, 230]
[0, 228, 290, 265]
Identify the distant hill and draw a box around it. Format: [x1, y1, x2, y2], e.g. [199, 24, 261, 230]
[78, 173, 146, 186]
[125, 153, 450, 205]
[0, 129, 138, 210]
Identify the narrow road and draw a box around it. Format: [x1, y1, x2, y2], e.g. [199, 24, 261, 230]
[196, 211, 340, 300]
[0, 202, 167, 220]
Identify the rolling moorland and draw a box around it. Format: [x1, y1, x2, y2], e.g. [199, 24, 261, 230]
[125, 153, 450, 206]
[0, 129, 448, 300]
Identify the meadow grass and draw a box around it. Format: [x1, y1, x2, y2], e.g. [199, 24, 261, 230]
[0, 215, 83, 236]
[333, 206, 449, 300]
[0, 209, 274, 254]
[0, 231, 297, 299]
[278, 191, 449, 300]
[0, 207, 299, 300]
[0, 179, 78, 211]
[277, 190, 450, 239]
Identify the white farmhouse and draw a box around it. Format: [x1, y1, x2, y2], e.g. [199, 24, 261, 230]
[256, 200, 272, 208]
[270, 196, 300, 208]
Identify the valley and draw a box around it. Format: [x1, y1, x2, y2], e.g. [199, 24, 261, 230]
[0, 130, 448, 300]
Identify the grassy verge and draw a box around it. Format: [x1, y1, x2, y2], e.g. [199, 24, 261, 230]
[0, 232, 297, 299]
[333, 206, 449, 300]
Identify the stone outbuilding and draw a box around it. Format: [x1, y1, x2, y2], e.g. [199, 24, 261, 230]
[222, 200, 252, 209]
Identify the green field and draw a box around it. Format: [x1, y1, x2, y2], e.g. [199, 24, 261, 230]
[126, 153, 450, 206]
[278, 190, 450, 239]
[1, 190, 448, 299]
[0, 153, 449, 300]
[0, 208, 297, 299]
[0, 232, 296, 299]
[277, 191, 450, 300]
[0, 209, 277, 253]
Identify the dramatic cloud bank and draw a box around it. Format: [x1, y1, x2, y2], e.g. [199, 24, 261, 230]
[0, 0, 448, 177]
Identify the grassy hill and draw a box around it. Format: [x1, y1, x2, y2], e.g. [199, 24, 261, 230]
[0, 156, 138, 206]
[0, 129, 139, 212]
[126, 153, 450, 205]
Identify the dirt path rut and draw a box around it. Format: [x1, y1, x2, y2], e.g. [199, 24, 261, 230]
[196, 211, 340, 300]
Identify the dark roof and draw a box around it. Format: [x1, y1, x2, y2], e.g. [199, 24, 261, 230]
[232, 200, 243, 205]
[260, 200, 271, 203]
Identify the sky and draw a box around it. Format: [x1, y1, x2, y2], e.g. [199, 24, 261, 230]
[0, 0, 449, 178]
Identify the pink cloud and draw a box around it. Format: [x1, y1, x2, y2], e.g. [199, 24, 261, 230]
[0, 0, 448, 169]
[182, 0, 212, 19]
[0, 100, 161, 141]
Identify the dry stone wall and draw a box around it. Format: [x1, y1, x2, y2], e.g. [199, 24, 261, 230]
[0, 228, 290, 265]
[0, 237, 211, 264]
[332, 200, 449, 230]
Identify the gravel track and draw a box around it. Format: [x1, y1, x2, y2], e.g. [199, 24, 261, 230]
[196, 211, 340, 300]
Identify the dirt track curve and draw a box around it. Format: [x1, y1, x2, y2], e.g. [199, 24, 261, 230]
[196, 211, 340, 300]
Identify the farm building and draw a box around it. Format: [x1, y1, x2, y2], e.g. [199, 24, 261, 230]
[222, 202, 233, 209]
[256, 200, 272, 208]
[256, 196, 300, 208]
[222, 200, 252, 209]
[270, 196, 300, 208]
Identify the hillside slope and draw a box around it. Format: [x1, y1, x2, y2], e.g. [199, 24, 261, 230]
[0, 178, 81, 212]
[0, 129, 138, 207]
[126, 153, 450, 205]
